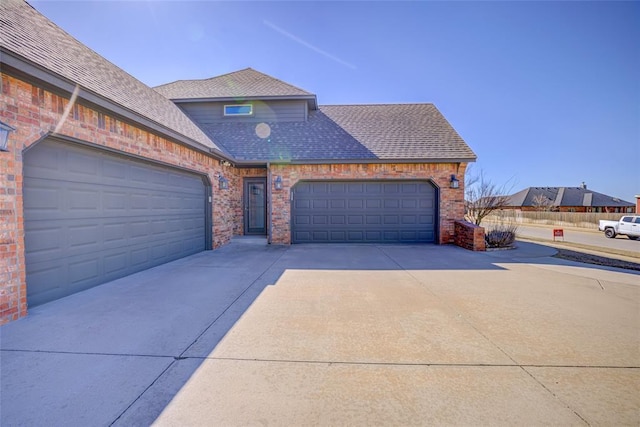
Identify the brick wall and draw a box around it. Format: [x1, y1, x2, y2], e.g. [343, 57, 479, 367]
[454, 220, 486, 251]
[0, 72, 237, 324]
[269, 163, 467, 244]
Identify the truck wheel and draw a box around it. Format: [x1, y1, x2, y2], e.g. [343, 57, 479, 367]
[604, 228, 616, 238]
[629, 236, 639, 241]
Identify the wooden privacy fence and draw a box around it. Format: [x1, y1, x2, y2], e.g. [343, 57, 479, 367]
[486, 210, 626, 230]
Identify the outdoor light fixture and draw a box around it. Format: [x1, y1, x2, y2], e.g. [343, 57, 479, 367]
[0, 121, 16, 152]
[218, 174, 229, 190]
[450, 174, 460, 189]
[274, 175, 283, 190]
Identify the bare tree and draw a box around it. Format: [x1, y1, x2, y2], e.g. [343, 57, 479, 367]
[464, 167, 512, 226]
[532, 193, 554, 211]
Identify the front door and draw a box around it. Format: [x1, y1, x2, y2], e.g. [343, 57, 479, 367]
[244, 177, 267, 235]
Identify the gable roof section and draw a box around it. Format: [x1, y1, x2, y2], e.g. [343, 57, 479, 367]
[320, 104, 476, 161]
[155, 68, 317, 108]
[505, 187, 634, 208]
[0, 0, 220, 152]
[199, 104, 476, 162]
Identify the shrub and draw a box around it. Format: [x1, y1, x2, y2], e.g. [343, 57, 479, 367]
[485, 223, 518, 248]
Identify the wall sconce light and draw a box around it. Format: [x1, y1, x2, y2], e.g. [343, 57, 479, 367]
[218, 174, 229, 190]
[0, 121, 16, 152]
[450, 174, 460, 189]
[274, 175, 283, 191]
[219, 159, 231, 167]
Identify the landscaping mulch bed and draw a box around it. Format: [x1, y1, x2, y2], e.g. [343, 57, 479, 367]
[553, 249, 640, 272]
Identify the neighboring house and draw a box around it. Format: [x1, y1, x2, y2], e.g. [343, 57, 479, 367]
[503, 184, 635, 213]
[0, 0, 476, 323]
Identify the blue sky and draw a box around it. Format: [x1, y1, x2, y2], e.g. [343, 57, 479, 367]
[30, 0, 639, 202]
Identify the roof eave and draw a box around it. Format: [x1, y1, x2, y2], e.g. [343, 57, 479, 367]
[232, 157, 476, 166]
[1, 48, 230, 158]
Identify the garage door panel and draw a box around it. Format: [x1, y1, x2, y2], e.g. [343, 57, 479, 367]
[23, 181, 61, 212]
[312, 216, 328, 225]
[366, 215, 381, 224]
[401, 215, 417, 224]
[68, 224, 100, 250]
[104, 252, 128, 275]
[330, 216, 345, 225]
[24, 140, 207, 307]
[348, 215, 364, 225]
[292, 180, 436, 243]
[348, 199, 364, 209]
[69, 258, 100, 285]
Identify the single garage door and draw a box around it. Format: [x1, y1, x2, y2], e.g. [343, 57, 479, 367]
[292, 180, 436, 243]
[23, 139, 209, 306]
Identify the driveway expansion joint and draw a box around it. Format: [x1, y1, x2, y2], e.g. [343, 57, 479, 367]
[519, 365, 592, 426]
[197, 356, 640, 369]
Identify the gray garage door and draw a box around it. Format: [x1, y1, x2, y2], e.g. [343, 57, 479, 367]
[292, 180, 436, 243]
[24, 139, 208, 306]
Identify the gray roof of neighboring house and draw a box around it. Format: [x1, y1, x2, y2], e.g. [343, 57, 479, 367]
[505, 187, 634, 208]
[0, 0, 220, 152]
[155, 68, 316, 104]
[199, 104, 476, 162]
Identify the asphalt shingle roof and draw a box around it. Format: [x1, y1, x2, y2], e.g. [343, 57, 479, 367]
[0, 0, 219, 151]
[200, 110, 376, 161]
[201, 104, 476, 162]
[321, 104, 476, 160]
[1, 1, 476, 164]
[506, 187, 634, 208]
[154, 68, 314, 100]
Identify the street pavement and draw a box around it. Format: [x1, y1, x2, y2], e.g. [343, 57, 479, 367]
[514, 224, 640, 255]
[1, 240, 639, 426]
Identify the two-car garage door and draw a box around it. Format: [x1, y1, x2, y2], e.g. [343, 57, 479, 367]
[23, 139, 208, 307]
[292, 180, 437, 243]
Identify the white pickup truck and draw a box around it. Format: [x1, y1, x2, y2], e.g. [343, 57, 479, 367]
[598, 215, 640, 240]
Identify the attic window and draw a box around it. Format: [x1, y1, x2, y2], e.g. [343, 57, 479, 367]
[224, 104, 253, 116]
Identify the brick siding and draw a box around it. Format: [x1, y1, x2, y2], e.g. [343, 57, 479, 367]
[0, 73, 237, 324]
[269, 163, 467, 244]
[454, 220, 486, 251]
[0, 71, 471, 324]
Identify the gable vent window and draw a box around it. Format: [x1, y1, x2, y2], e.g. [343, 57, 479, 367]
[224, 104, 253, 116]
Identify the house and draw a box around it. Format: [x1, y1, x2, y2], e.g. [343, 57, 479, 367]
[0, 0, 477, 324]
[502, 184, 635, 213]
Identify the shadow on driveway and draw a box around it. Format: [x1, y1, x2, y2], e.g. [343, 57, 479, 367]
[1, 240, 637, 425]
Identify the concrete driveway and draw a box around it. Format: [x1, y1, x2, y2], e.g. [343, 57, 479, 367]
[1, 239, 639, 426]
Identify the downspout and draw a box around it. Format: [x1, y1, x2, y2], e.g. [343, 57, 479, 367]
[267, 162, 272, 244]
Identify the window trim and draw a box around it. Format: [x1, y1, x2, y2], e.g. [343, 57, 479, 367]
[223, 104, 253, 117]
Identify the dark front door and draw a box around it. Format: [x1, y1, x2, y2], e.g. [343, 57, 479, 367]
[244, 177, 267, 235]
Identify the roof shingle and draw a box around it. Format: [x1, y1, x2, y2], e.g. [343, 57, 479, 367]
[320, 104, 476, 160]
[154, 68, 314, 100]
[200, 104, 476, 162]
[505, 187, 634, 208]
[0, 0, 219, 151]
